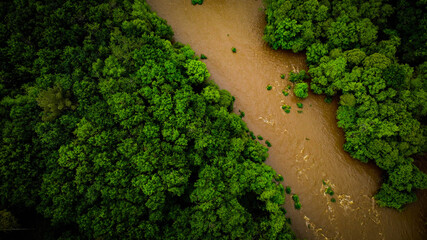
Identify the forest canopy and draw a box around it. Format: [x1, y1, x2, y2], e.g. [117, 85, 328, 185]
[0, 0, 295, 239]
[263, 0, 427, 209]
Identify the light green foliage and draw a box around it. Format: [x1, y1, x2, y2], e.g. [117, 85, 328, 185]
[0, 0, 296, 239]
[296, 103, 303, 108]
[264, 0, 427, 209]
[294, 82, 308, 99]
[339, 93, 356, 107]
[36, 85, 76, 121]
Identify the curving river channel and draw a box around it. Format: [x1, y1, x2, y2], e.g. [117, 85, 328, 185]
[146, 0, 427, 239]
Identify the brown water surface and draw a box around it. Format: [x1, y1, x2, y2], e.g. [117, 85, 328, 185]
[146, 0, 426, 239]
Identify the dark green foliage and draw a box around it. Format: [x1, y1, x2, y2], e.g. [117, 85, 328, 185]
[294, 82, 308, 99]
[257, 135, 264, 140]
[282, 104, 291, 114]
[325, 187, 334, 196]
[267, 84, 273, 90]
[0, 209, 19, 230]
[0, 1, 296, 239]
[232, 47, 237, 53]
[264, 0, 427, 209]
[249, 131, 256, 140]
[324, 97, 333, 103]
[191, 0, 203, 5]
[297, 110, 303, 114]
[292, 195, 301, 210]
[200, 54, 207, 59]
[289, 70, 308, 83]
[266, 140, 272, 147]
[296, 103, 303, 108]
[282, 90, 289, 96]
[331, 198, 336, 203]
[239, 110, 245, 118]
[281, 74, 285, 79]
[285, 186, 291, 194]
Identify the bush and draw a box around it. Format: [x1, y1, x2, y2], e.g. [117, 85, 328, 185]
[249, 131, 256, 140]
[296, 103, 303, 108]
[265, 140, 272, 147]
[281, 74, 285, 79]
[239, 110, 245, 118]
[257, 135, 263, 140]
[285, 186, 291, 194]
[282, 105, 291, 113]
[267, 84, 272, 90]
[294, 83, 308, 99]
[325, 187, 334, 196]
[289, 70, 309, 83]
[191, 0, 203, 5]
[282, 90, 289, 96]
[292, 194, 301, 210]
[232, 47, 237, 53]
[200, 54, 207, 59]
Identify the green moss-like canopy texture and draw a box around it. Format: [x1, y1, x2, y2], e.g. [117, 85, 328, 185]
[0, 0, 295, 239]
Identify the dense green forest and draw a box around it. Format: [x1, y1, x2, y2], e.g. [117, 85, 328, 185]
[263, 0, 427, 209]
[0, 0, 295, 239]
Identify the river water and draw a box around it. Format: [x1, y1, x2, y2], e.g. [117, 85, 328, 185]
[146, 0, 426, 239]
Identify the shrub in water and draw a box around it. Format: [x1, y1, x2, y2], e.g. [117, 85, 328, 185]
[239, 110, 245, 118]
[325, 187, 334, 196]
[294, 82, 308, 99]
[249, 131, 256, 140]
[191, 0, 204, 5]
[275, 174, 284, 181]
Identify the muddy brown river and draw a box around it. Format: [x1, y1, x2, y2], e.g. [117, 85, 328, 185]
[146, 0, 426, 239]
